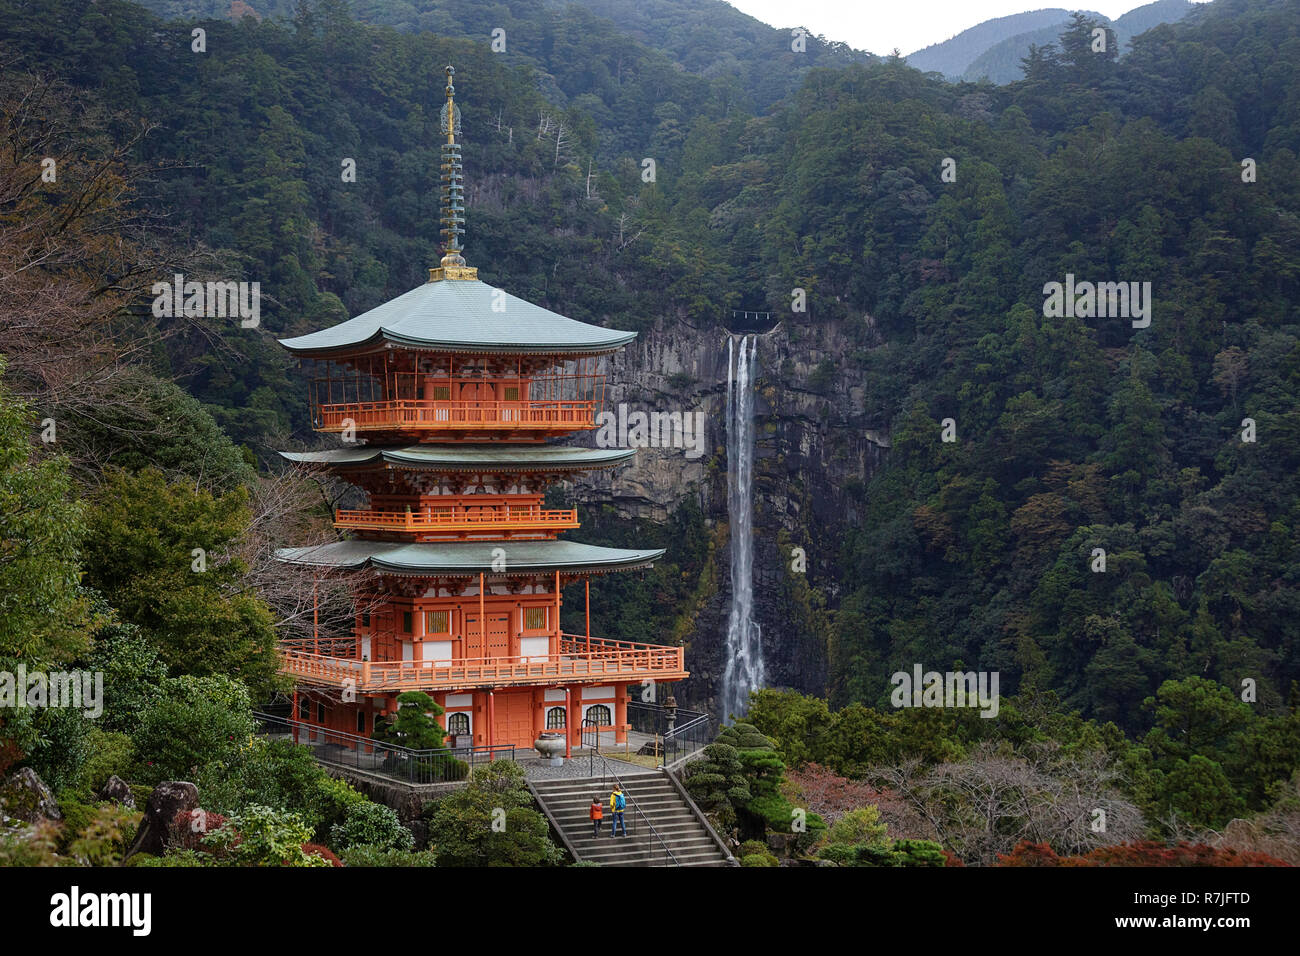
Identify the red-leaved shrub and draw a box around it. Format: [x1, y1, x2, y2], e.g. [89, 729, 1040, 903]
[997, 840, 1290, 867]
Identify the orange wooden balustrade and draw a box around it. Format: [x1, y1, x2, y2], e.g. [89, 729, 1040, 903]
[280, 634, 687, 691]
[315, 399, 598, 432]
[334, 507, 579, 533]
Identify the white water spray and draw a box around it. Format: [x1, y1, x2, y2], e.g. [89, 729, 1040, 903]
[722, 335, 764, 721]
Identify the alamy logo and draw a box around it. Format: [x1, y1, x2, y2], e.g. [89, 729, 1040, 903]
[890, 664, 1000, 718]
[50, 886, 151, 936]
[0, 665, 102, 718]
[1043, 273, 1151, 328]
[151, 273, 260, 327]
[595, 403, 705, 459]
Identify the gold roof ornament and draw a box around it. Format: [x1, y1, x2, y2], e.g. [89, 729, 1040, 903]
[430, 64, 478, 282]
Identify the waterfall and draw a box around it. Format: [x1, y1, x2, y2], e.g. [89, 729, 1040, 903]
[722, 335, 764, 721]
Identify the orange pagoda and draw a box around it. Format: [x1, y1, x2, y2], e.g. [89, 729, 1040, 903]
[273, 67, 687, 758]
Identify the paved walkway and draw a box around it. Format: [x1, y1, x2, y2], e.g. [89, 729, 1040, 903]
[518, 749, 661, 782]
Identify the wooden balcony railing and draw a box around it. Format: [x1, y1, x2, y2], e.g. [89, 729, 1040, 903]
[334, 507, 579, 534]
[280, 633, 687, 692]
[314, 399, 598, 433]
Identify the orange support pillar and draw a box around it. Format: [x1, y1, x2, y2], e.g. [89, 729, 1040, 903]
[487, 689, 495, 751]
[568, 684, 582, 749]
[479, 572, 486, 659]
[585, 579, 590, 655]
[554, 570, 561, 655]
[564, 687, 572, 758]
[615, 685, 628, 745]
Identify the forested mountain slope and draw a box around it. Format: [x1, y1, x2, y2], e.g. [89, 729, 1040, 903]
[0, 0, 1298, 738]
[133, 0, 873, 109]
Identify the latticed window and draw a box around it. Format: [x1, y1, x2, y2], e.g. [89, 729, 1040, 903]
[524, 607, 546, 630]
[432, 385, 451, 400]
[402, 611, 413, 633]
[447, 712, 470, 736]
[586, 704, 612, 726]
[504, 386, 520, 401]
[546, 707, 566, 729]
[425, 610, 450, 635]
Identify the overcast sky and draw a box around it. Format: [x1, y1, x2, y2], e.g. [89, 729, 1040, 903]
[726, 0, 1212, 56]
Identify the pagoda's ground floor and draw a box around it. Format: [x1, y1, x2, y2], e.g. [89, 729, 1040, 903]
[292, 681, 640, 754]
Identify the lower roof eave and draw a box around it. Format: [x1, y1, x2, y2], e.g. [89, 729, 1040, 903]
[287, 672, 691, 694]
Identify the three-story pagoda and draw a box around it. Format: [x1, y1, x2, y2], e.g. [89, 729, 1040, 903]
[274, 67, 687, 756]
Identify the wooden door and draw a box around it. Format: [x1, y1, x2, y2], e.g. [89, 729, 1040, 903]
[464, 613, 510, 659]
[492, 691, 534, 750]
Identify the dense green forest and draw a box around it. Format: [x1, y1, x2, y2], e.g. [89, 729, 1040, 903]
[1, 0, 1300, 865]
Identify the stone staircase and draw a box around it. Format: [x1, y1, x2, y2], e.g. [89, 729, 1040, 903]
[530, 772, 733, 867]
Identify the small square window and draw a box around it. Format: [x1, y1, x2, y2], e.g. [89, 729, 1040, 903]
[504, 386, 520, 402]
[433, 385, 451, 400]
[425, 610, 450, 634]
[524, 607, 546, 630]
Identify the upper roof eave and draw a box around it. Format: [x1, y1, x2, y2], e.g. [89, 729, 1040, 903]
[276, 278, 638, 358]
[277, 330, 637, 360]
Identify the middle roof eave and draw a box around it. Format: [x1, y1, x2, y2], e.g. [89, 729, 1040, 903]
[274, 539, 665, 575]
[278, 445, 637, 471]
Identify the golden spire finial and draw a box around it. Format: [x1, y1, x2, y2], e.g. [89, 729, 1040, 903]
[431, 64, 476, 281]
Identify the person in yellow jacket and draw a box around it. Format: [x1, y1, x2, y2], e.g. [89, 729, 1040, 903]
[609, 786, 627, 837]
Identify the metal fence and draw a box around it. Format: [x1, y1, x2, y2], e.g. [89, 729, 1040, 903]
[626, 700, 713, 768]
[253, 712, 516, 785]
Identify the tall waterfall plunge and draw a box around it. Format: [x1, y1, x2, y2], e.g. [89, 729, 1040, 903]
[722, 335, 764, 721]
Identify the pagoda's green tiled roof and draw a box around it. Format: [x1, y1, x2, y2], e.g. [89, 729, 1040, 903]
[279, 445, 635, 472]
[274, 540, 664, 576]
[278, 279, 636, 356]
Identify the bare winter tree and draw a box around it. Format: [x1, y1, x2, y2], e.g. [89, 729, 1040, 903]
[871, 742, 1144, 865]
[535, 110, 554, 141]
[0, 69, 246, 474]
[553, 120, 570, 168]
[0, 73, 165, 407]
[615, 211, 645, 251]
[236, 465, 382, 652]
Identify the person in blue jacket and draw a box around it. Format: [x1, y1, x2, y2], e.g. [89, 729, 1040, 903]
[609, 786, 627, 837]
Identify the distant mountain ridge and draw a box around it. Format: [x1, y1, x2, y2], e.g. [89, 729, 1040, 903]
[907, 0, 1196, 83]
[906, 8, 1088, 77]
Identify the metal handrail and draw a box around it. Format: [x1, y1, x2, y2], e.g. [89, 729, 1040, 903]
[626, 700, 712, 768]
[665, 712, 711, 741]
[590, 752, 679, 867]
[253, 711, 517, 784]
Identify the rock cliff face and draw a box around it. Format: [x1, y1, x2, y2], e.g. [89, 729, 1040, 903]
[570, 315, 890, 715]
